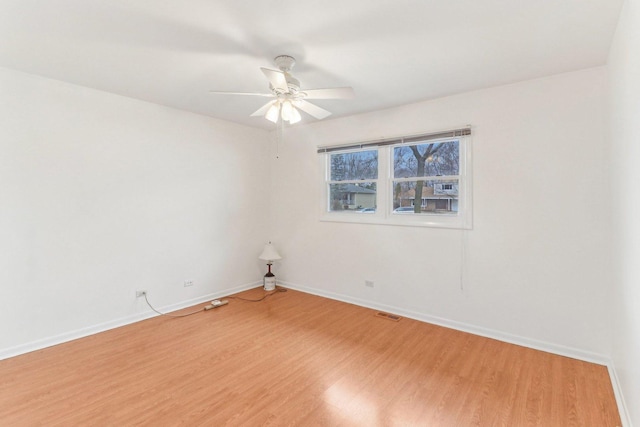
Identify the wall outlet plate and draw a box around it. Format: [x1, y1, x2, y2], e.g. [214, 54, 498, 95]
[184, 280, 194, 287]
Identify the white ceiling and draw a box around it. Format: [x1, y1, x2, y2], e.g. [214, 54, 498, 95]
[0, 0, 623, 130]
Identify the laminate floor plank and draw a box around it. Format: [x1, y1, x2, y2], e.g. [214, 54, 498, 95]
[0, 288, 621, 426]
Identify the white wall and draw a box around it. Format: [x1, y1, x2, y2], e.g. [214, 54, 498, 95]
[271, 67, 611, 359]
[0, 67, 270, 356]
[609, 0, 640, 424]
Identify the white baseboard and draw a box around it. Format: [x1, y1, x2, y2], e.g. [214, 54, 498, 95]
[0, 281, 260, 361]
[607, 363, 633, 427]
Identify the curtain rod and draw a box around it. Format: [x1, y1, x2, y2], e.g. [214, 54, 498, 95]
[317, 127, 471, 154]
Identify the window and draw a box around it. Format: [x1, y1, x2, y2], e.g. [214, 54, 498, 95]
[327, 150, 378, 213]
[319, 128, 472, 229]
[393, 140, 459, 214]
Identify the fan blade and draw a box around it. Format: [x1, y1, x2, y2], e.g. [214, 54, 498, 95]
[209, 91, 274, 97]
[302, 87, 355, 99]
[295, 100, 332, 120]
[260, 68, 289, 92]
[250, 101, 276, 117]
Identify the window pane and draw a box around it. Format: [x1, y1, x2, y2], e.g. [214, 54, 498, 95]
[393, 141, 459, 178]
[392, 180, 458, 214]
[330, 150, 378, 181]
[329, 182, 377, 212]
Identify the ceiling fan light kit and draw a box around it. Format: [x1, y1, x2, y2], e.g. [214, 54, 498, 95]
[210, 55, 354, 125]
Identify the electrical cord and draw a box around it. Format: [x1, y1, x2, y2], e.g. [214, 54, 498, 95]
[143, 292, 205, 318]
[142, 286, 286, 317]
[227, 287, 287, 302]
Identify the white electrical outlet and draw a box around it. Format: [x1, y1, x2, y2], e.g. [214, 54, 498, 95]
[184, 280, 194, 287]
[365, 280, 374, 288]
[136, 290, 146, 298]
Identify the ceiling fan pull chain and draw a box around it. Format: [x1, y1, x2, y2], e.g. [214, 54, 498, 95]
[277, 118, 281, 159]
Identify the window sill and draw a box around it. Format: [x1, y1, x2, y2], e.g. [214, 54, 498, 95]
[319, 211, 471, 229]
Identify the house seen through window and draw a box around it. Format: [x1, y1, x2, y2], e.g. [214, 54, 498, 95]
[392, 140, 460, 214]
[328, 149, 378, 213]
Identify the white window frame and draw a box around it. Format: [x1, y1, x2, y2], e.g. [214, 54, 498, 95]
[319, 131, 472, 229]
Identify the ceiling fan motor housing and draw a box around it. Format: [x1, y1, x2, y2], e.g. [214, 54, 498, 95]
[286, 76, 300, 94]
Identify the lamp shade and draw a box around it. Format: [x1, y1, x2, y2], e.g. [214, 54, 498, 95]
[281, 101, 293, 121]
[259, 242, 282, 261]
[265, 103, 280, 123]
[289, 106, 302, 124]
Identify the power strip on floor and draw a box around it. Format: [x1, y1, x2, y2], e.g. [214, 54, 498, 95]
[204, 299, 228, 310]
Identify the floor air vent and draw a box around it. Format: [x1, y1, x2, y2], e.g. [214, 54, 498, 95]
[375, 312, 401, 322]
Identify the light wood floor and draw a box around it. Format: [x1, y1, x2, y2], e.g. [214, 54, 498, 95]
[0, 288, 621, 426]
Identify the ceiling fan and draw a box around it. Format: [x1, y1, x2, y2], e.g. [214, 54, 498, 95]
[209, 55, 355, 124]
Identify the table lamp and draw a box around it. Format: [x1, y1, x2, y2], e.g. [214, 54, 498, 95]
[258, 242, 282, 291]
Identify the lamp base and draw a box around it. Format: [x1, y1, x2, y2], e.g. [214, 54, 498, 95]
[263, 273, 276, 291]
